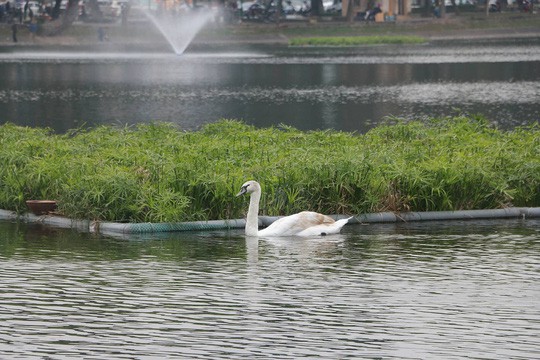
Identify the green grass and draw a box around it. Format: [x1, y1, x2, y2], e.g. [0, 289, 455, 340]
[289, 35, 426, 46]
[0, 116, 538, 222]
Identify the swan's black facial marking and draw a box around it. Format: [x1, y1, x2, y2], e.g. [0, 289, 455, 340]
[236, 184, 249, 197]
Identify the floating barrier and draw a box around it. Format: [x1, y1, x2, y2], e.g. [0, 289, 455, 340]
[1, 207, 539, 237]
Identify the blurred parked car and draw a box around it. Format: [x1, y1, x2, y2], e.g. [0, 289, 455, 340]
[325, 0, 341, 13]
[238, 0, 311, 19]
[288, 0, 310, 13]
[15, 0, 41, 14]
[444, 0, 475, 5]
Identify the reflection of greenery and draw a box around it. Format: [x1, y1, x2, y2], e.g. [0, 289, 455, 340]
[344, 219, 540, 266]
[0, 221, 246, 261]
[2, 219, 537, 262]
[0, 222, 26, 258]
[0, 117, 538, 223]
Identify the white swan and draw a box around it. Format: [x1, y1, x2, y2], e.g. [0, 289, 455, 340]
[236, 180, 352, 237]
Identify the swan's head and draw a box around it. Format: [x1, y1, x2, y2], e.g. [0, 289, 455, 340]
[236, 180, 260, 197]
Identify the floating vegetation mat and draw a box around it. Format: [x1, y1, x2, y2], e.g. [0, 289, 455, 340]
[0, 116, 538, 223]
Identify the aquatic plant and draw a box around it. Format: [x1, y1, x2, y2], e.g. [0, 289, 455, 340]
[0, 116, 538, 222]
[289, 35, 426, 46]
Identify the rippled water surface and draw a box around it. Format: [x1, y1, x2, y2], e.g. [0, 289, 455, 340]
[1, 219, 539, 359]
[1, 40, 539, 133]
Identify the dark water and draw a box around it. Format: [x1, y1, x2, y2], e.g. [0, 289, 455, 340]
[0, 219, 539, 359]
[1, 40, 539, 133]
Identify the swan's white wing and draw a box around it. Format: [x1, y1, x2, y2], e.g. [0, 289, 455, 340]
[296, 217, 352, 237]
[258, 211, 336, 237]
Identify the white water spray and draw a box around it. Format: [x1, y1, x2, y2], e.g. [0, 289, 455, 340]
[144, 10, 213, 56]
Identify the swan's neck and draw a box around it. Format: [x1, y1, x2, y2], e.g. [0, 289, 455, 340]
[245, 190, 260, 237]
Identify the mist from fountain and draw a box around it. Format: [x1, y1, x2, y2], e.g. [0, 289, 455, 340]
[144, 9, 213, 56]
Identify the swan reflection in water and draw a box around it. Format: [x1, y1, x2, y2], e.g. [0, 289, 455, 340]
[245, 232, 347, 265]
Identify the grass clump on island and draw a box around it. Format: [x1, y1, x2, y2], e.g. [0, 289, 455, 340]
[0, 116, 538, 223]
[289, 35, 426, 46]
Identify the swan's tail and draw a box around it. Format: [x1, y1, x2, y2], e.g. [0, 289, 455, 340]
[333, 216, 353, 230]
[298, 216, 354, 237]
[337, 216, 354, 225]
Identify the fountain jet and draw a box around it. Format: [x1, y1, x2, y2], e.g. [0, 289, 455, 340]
[144, 9, 213, 56]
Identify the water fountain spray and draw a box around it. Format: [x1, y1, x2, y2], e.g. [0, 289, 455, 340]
[144, 9, 213, 56]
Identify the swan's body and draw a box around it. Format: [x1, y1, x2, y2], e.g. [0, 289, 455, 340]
[237, 180, 352, 237]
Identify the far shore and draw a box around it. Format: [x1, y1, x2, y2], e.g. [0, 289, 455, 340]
[0, 11, 539, 49]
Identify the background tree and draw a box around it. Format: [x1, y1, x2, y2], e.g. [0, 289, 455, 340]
[450, 0, 460, 15]
[45, 0, 82, 35]
[52, 0, 62, 19]
[275, 0, 283, 24]
[346, 0, 355, 21]
[86, 0, 104, 22]
[438, 0, 446, 18]
[311, 0, 323, 16]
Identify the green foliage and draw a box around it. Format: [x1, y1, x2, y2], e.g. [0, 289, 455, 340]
[0, 116, 538, 222]
[289, 35, 426, 46]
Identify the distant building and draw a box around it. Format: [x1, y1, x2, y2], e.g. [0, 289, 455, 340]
[341, 0, 412, 18]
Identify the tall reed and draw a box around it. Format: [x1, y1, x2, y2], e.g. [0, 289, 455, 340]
[0, 116, 538, 222]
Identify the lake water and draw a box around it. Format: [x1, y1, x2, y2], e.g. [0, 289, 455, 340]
[0, 219, 539, 358]
[1, 39, 540, 358]
[1, 39, 539, 133]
